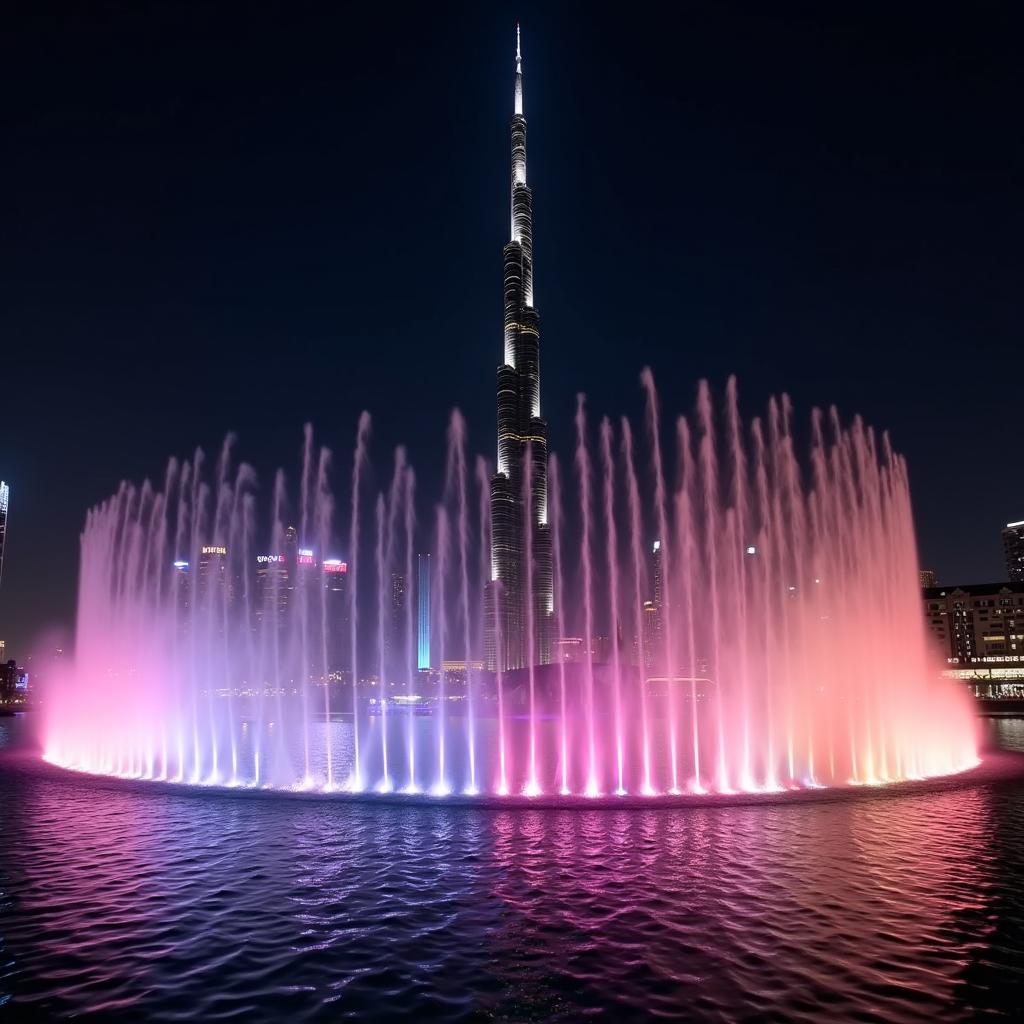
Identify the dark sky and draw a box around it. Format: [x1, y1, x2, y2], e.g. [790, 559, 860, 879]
[1, 1, 1021, 654]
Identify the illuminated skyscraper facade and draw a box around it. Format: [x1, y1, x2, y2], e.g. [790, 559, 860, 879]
[485, 27, 553, 671]
[323, 559, 349, 674]
[387, 571, 406, 673]
[1004, 521, 1024, 582]
[417, 553, 431, 671]
[0, 481, 9, 593]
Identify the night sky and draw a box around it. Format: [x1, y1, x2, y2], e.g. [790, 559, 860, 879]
[2, 1, 1021, 655]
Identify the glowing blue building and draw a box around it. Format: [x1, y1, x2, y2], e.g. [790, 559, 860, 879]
[417, 553, 431, 671]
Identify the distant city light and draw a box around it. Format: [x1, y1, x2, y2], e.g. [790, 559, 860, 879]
[746, 546, 756, 555]
[173, 560, 189, 569]
[201, 545, 226, 556]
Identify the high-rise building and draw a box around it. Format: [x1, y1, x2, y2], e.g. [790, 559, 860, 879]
[0, 481, 9, 592]
[641, 601, 660, 671]
[323, 559, 349, 674]
[197, 544, 229, 608]
[0, 659, 17, 704]
[1004, 521, 1024, 582]
[485, 26, 553, 672]
[923, 581, 1024, 689]
[388, 572, 406, 670]
[417, 554, 431, 671]
[919, 569, 937, 588]
[649, 540, 665, 662]
[255, 553, 288, 621]
[173, 559, 191, 614]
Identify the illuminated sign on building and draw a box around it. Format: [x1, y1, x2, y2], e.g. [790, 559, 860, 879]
[201, 545, 227, 556]
[173, 560, 189, 569]
[257, 554, 284, 564]
[323, 559, 348, 573]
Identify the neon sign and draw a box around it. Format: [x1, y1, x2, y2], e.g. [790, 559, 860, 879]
[201, 545, 227, 556]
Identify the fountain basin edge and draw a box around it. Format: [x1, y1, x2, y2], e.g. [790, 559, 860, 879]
[32, 750, 1024, 812]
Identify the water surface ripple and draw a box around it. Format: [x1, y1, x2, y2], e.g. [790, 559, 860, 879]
[2, 716, 1023, 1022]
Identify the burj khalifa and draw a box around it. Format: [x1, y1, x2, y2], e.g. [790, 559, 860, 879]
[484, 26, 553, 672]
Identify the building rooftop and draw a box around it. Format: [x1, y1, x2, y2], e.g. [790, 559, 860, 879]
[924, 581, 1024, 598]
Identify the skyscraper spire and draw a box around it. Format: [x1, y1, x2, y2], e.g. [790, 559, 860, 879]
[514, 25, 524, 124]
[485, 24, 553, 673]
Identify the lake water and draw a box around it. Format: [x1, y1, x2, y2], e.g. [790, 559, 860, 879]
[2, 714, 1022, 1021]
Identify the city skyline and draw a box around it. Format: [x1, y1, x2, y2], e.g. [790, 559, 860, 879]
[2, 5, 1022, 654]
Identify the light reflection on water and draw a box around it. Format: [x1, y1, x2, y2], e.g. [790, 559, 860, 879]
[1, 715, 1023, 1022]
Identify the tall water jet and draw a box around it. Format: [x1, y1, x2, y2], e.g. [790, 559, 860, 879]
[402, 465, 418, 793]
[600, 418, 626, 795]
[433, 506, 450, 796]
[374, 492, 390, 792]
[446, 412, 477, 794]
[675, 416, 704, 792]
[313, 445, 334, 788]
[549, 454, 571, 796]
[574, 395, 600, 797]
[523, 445, 539, 797]
[697, 379, 729, 791]
[621, 419, 655, 795]
[642, 368, 680, 793]
[348, 412, 371, 791]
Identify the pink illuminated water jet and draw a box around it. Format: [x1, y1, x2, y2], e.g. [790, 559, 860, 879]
[43, 375, 978, 801]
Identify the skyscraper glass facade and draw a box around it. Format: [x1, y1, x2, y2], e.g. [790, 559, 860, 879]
[485, 27, 553, 671]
